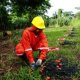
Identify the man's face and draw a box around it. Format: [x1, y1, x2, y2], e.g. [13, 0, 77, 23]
[32, 25, 42, 35]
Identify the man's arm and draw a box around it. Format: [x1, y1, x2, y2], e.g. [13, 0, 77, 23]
[20, 30, 35, 63]
[36, 32, 49, 65]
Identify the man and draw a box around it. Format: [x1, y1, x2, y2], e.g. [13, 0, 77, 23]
[15, 16, 49, 69]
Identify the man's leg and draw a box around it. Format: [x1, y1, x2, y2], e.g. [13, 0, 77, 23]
[19, 53, 29, 65]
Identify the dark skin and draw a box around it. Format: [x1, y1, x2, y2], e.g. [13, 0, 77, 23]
[31, 25, 43, 35]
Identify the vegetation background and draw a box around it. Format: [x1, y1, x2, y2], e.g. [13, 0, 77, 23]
[0, 0, 80, 80]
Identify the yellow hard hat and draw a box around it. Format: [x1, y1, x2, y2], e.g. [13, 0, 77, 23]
[31, 16, 45, 29]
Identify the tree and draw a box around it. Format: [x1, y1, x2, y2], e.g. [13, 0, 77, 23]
[11, 0, 51, 16]
[0, 0, 10, 30]
[58, 9, 63, 17]
[0, 0, 51, 30]
[10, 0, 51, 26]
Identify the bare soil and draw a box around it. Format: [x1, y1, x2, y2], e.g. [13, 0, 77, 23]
[0, 38, 20, 76]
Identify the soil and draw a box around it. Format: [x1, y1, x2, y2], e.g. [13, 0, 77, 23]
[0, 38, 20, 76]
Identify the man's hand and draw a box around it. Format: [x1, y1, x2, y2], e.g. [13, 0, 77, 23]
[36, 59, 42, 66]
[31, 62, 36, 70]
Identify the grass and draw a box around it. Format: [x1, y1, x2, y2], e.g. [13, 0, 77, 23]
[0, 26, 80, 80]
[45, 27, 68, 46]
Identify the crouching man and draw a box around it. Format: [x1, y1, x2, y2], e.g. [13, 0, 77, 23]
[15, 16, 49, 70]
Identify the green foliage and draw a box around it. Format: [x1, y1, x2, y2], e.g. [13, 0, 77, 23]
[64, 17, 71, 26]
[11, 0, 51, 16]
[45, 27, 68, 46]
[3, 66, 41, 80]
[58, 9, 62, 17]
[49, 18, 57, 26]
[0, 5, 9, 30]
[12, 29, 22, 45]
[12, 18, 27, 29]
[0, 0, 51, 30]
[75, 11, 80, 19]
[49, 10, 72, 27]
[57, 17, 71, 27]
[71, 18, 80, 27]
[0, 0, 9, 5]
[57, 17, 64, 27]
[63, 11, 73, 17]
[10, 13, 31, 29]
[43, 16, 50, 27]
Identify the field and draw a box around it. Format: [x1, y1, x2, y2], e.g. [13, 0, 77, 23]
[0, 26, 80, 80]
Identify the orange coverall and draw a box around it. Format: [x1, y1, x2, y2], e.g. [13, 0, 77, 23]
[16, 27, 49, 63]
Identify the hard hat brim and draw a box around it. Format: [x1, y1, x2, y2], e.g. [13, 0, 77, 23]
[36, 25, 45, 29]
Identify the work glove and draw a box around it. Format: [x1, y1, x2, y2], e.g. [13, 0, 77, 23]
[36, 59, 42, 66]
[31, 62, 36, 70]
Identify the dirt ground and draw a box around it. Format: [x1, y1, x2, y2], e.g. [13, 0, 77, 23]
[0, 38, 20, 76]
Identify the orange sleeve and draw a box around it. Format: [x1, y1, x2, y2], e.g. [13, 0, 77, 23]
[20, 30, 34, 63]
[20, 30, 31, 50]
[15, 43, 24, 55]
[39, 49, 48, 60]
[37, 32, 49, 60]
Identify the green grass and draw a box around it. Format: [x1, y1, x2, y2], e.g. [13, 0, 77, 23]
[45, 27, 68, 46]
[1, 26, 80, 80]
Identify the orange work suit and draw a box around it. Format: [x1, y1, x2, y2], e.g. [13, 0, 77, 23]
[16, 27, 49, 63]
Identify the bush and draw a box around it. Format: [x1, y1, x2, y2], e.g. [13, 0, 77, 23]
[49, 18, 57, 26]
[57, 17, 64, 27]
[12, 18, 28, 29]
[70, 18, 80, 27]
[64, 17, 71, 26]
[57, 17, 71, 27]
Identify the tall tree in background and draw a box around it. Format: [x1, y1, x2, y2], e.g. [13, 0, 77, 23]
[58, 9, 62, 17]
[11, 0, 51, 17]
[10, 0, 51, 26]
[0, 0, 10, 30]
[0, 0, 51, 30]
